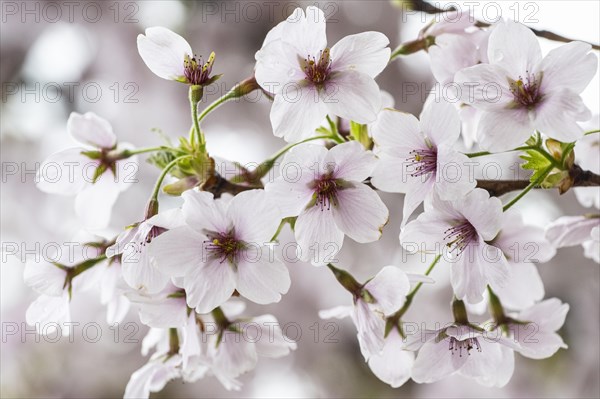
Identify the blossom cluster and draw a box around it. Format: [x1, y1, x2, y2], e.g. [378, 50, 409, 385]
[27, 5, 599, 397]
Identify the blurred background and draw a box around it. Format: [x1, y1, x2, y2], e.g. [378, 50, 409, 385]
[1, 1, 599, 398]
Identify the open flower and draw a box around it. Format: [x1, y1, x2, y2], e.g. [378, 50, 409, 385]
[319, 266, 411, 360]
[545, 215, 600, 264]
[371, 96, 475, 226]
[400, 189, 509, 303]
[455, 20, 597, 151]
[149, 189, 290, 313]
[265, 141, 389, 265]
[36, 112, 137, 229]
[107, 208, 184, 294]
[137, 27, 219, 86]
[255, 6, 390, 142]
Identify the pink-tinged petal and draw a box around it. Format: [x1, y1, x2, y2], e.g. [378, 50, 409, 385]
[121, 244, 170, 294]
[36, 148, 91, 195]
[478, 108, 535, 152]
[137, 27, 192, 81]
[534, 89, 589, 142]
[318, 305, 352, 320]
[74, 177, 120, 229]
[368, 329, 414, 388]
[540, 41, 598, 94]
[67, 112, 117, 149]
[353, 300, 385, 360]
[487, 20, 542, 76]
[364, 266, 410, 315]
[24, 260, 67, 296]
[250, 314, 297, 358]
[330, 31, 390, 77]
[228, 190, 280, 243]
[423, 11, 475, 37]
[476, 343, 515, 388]
[513, 328, 567, 360]
[210, 332, 258, 380]
[371, 108, 425, 153]
[455, 63, 513, 111]
[494, 209, 556, 264]
[324, 70, 381, 124]
[434, 146, 477, 201]
[124, 357, 181, 399]
[235, 255, 290, 305]
[420, 96, 461, 147]
[265, 178, 313, 218]
[185, 260, 237, 313]
[429, 33, 479, 85]
[456, 188, 503, 240]
[255, 41, 303, 91]
[324, 141, 376, 182]
[280, 142, 328, 178]
[147, 207, 185, 230]
[400, 210, 451, 253]
[400, 174, 435, 227]
[458, 337, 505, 385]
[271, 83, 329, 142]
[149, 226, 205, 277]
[518, 297, 569, 332]
[412, 339, 466, 383]
[181, 190, 228, 234]
[545, 216, 599, 247]
[371, 154, 414, 193]
[583, 227, 600, 263]
[295, 206, 344, 266]
[128, 294, 187, 328]
[495, 263, 544, 310]
[280, 6, 327, 58]
[332, 183, 388, 243]
[26, 294, 71, 336]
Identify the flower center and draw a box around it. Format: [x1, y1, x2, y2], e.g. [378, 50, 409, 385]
[313, 175, 338, 210]
[509, 71, 542, 109]
[444, 220, 477, 254]
[304, 48, 332, 84]
[183, 53, 215, 86]
[145, 226, 166, 244]
[407, 147, 438, 177]
[204, 231, 244, 264]
[448, 337, 481, 357]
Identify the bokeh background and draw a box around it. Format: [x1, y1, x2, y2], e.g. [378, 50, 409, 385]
[1, 1, 599, 398]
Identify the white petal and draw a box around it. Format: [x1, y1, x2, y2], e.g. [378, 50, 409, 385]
[251, 314, 297, 358]
[324, 140, 377, 182]
[400, 174, 435, 227]
[36, 148, 91, 195]
[137, 27, 192, 81]
[368, 329, 414, 388]
[280, 6, 327, 58]
[420, 96, 461, 147]
[332, 183, 389, 243]
[318, 305, 352, 320]
[534, 89, 589, 142]
[487, 20, 542, 76]
[24, 260, 67, 296]
[295, 206, 344, 266]
[456, 188, 503, 241]
[330, 31, 390, 77]
[455, 63, 513, 111]
[371, 108, 425, 153]
[149, 226, 205, 277]
[477, 108, 535, 152]
[181, 189, 228, 233]
[228, 190, 280, 243]
[121, 244, 170, 294]
[67, 112, 116, 149]
[539, 41, 598, 94]
[412, 339, 465, 383]
[434, 146, 477, 201]
[370, 154, 414, 193]
[271, 84, 329, 142]
[364, 266, 410, 315]
[399, 210, 450, 253]
[185, 260, 236, 313]
[74, 177, 120, 229]
[353, 300, 385, 360]
[129, 294, 188, 328]
[545, 216, 598, 247]
[26, 294, 71, 336]
[518, 297, 569, 332]
[495, 263, 544, 310]
[235, 255, 290, 305]
[264, 177, 313, 218]
[325, 70, 381, 124]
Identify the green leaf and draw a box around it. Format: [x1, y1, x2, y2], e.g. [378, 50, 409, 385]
[520, 149, 552, 183]
[349, 121, 372, 149]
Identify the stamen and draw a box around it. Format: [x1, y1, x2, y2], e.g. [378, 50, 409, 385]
[444, 221, 477, 255]
[313, 175, 338, 211]
[183, 52, 215, 86]
[203, 231, 243, 264]
[407, 148, 437, 177]
[304, 48, 332, 84]
[448, 337, 482, 357]
[509, 70, 542, 109]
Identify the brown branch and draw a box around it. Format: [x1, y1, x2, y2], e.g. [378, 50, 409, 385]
[477, 167, 600, 196]
[202, 173, 261, 198]
[407, 0, 600, 50]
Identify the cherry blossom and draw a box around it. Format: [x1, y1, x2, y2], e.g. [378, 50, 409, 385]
[255, 6, 390, 142]
[400, 189, 509, 303]
[265, 141, 389, 265]
[456, 20, 598, 151]
[36, 112, 138, 229]
[573, 129, 600, 209]
[319, 266, 411, 360]
[371, 96, 476, 226]
[149, 189, 290, 313]
[545, 215, 600, 264]
[137, 27, 219, 86]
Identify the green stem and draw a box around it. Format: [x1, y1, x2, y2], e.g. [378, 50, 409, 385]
[464, 145, 533, 158]
[150, 155, 192, 201]
[197, 90, 238, 124]
[191, 97, 205, 151]
[327, 263, 363, 296]
[326, 115, 345, 143]
[168, 328, 179, 356]
[393, 255, 441, 319]
[584, 129, 600, 135]
[487, 286, 507, 325]
[269, 135, 334, 164]
[120, 146, 167, 157]
[390, 37, 429, 60]
[502, 164, 554, 211]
